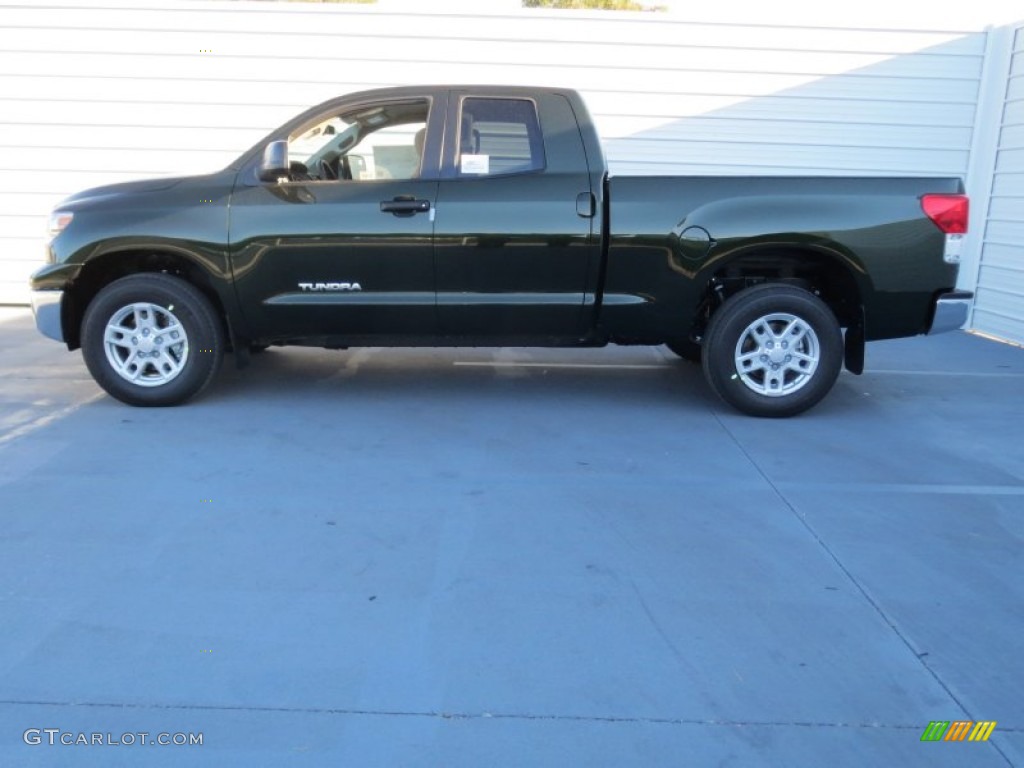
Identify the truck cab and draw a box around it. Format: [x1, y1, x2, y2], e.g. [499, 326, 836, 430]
[230, 86, 604, 344]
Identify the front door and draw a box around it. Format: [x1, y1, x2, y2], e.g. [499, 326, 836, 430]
[229, 97, 441, 341]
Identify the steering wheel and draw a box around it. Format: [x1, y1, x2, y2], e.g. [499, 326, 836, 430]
[287, 161, 312, 182]
[317, 158, 337, 181]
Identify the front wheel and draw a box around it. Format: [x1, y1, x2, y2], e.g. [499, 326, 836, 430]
[702, 284, 842, 417]
[81, 273, 225, 406]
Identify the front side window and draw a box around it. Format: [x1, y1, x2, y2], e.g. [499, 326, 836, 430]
[457, 98, 545, 177]
[286, 99, 429, 182]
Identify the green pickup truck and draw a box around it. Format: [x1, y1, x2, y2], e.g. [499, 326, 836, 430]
[30, 85, 971, 416]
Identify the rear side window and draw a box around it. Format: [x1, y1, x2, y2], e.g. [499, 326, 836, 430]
[457, 98, 545, 177]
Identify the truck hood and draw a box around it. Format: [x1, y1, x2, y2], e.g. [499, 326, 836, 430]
[57, 176, 193, 208]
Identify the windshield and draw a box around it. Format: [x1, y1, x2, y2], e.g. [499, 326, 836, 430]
[289, 118, 356, 166]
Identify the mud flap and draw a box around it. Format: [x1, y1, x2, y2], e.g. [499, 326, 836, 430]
[844, 317, 864, 375]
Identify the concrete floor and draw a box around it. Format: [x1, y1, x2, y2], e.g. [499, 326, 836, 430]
[0, 306, 1021, 767]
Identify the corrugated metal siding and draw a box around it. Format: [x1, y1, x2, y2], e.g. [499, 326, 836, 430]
[0, 0, 993, 303]
[974, 24, 1024, 344]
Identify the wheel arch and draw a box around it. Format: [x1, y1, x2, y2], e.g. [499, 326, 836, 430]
[63, 248, 234, 350]
[689, 243, 871, 373]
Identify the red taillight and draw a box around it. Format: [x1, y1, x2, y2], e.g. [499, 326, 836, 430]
[922, 194, 969, 234]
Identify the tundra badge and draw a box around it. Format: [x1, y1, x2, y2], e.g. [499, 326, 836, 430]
[298, 282, 362, 292]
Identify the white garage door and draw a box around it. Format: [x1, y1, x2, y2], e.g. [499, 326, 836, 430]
[972, 23, 1024, 345]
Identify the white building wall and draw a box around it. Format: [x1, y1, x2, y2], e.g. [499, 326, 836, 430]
[0, 0, 1008, 306]
[971, 23, 1024, 345]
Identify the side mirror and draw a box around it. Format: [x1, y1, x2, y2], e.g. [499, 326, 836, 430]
[258, 141, 289, 182]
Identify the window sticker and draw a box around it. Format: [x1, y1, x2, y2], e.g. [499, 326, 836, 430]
[460, 154, 490, 175]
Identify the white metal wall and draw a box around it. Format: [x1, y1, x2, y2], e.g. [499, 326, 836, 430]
[0, 0, 1005, 305]
[971, 23, 1024, 345]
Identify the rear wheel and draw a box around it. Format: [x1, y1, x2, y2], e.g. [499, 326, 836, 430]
[702, 284, 842, 417]
[81, 273, 225, 406]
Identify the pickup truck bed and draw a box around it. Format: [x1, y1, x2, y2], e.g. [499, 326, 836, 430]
[29, 85, 971, 416]
[603, 174, 963, 343]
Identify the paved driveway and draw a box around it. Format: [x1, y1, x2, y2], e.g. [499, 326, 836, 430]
[1, 307, 1021, 767]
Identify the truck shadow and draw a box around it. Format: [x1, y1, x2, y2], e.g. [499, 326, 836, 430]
[206, 346, 882, 419]
[211, 346, 722, 413]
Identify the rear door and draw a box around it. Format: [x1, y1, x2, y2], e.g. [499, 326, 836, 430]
[433, 91, 600, 339]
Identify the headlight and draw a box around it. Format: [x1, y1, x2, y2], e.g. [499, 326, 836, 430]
[47, 211, 74, 238]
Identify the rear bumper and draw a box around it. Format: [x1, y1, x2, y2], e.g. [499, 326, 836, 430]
[30, 289, 64, 342]
[928, 290, 973, 335]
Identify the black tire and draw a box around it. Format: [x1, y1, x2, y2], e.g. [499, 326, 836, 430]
[665, 339, 702, 363]
[701, 283, 842, 417]
[81, 273, 225, 406]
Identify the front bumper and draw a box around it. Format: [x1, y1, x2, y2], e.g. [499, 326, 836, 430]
[928, 290, 973, 335]
[30, 289, 64, 342]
